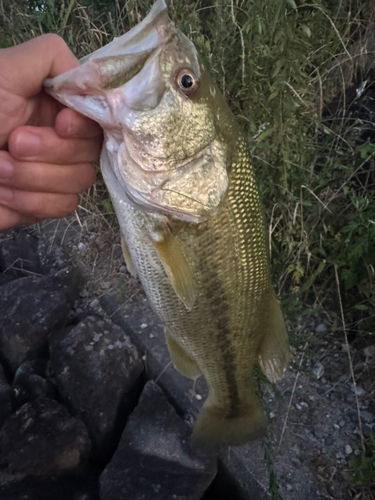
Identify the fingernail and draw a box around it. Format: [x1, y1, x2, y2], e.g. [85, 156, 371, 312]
[14, 131, 41, 157]
[0, 185, 13, 200]
[0, 159, 13, 179]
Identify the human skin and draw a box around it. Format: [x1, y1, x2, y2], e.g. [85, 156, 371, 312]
[0, 34, 102, 231]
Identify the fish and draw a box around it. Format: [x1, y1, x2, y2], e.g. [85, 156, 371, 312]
[44, 0, 291, 449]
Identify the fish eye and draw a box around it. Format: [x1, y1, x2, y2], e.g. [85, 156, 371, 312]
[177, 70, 198, 95]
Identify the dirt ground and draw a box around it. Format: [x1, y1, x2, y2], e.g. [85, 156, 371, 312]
[33, 213, 375, 500]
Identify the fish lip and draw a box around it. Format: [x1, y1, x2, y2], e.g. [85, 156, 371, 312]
[43, 0, 172, 116]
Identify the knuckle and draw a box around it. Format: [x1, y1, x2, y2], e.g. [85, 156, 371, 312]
[41, 33, 67, 51]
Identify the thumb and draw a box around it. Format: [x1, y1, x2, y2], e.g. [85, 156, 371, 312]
[0, 34, 79, 98]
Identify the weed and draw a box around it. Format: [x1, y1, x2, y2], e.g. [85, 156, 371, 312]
[350, 433, 375, 490]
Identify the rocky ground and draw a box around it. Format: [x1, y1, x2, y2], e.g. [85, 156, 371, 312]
[0, 216, 374, 500]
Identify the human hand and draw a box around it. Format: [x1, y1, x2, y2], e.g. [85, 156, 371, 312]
[0, 34, 102, 231]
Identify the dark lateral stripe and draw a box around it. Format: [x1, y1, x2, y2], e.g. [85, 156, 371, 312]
[199, 257, 241, 419]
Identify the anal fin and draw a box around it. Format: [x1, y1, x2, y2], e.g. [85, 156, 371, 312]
[152, 229, 195, 310]
[165, 329, 201, 380]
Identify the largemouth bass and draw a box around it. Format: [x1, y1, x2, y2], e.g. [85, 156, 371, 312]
[44, 0, 290, 448]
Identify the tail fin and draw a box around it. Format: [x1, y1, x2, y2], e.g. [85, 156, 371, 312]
[258, 291, 291, 383]
[191, 396, 266, 450]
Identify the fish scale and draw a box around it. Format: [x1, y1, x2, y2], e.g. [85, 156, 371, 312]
[44, 0, 290, 448]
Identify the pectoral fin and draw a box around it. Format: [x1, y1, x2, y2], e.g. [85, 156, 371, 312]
[258, 291, 292, 383]
[165, 329, 201, 380]
[151, 230, 195, 310]
[121, 234, 137, 277]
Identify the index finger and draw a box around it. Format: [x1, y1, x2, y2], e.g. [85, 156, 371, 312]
[0, 34, 79, 98]
[55, 108, 103, 139]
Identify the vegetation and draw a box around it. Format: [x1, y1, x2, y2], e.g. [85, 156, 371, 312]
[350, 432, 375, 490]
[1, 0, 374, 497]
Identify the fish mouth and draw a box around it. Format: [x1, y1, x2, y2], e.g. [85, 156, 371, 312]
[111, 134, 228, 224]
[43, 0, 173, 124]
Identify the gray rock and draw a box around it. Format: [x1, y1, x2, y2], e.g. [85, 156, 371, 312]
[312, 425, 324, 440]
[363, 424, 373, 438]
[0, 230, 41, 279]
[12, 358, 57, 409]
[325, 436, 335, 446]
[90, 298, 100, 309]
[49, 316, 143, 462]
[313, 362, 325, 380]
[0, 398, 90, 475]
[36, 235, 73, 275]
[0, 273, 12, 287]
[0, 363, 12, 428]
[363, 345, 375, 360]
[0, 269, 81, 374]
[99, 381, 217, 500]
[360, 410, 374, 425]
[349, 411, 359, 423]
[345, 444, 353, 455]
[352, 385, 366, 396]
[315, 323, 329, 333]
[316, 384, 330, 395]
[0, 466, 101, 500]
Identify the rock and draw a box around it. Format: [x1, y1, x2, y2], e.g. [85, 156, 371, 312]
[0, 273, 12, 287]
[363, 424, 372, 438]
[36, 235, 73, 275]
[49, 316, 143, 462]
[345, 444, 353, 455]
[0, 466, 101, 500]
[317, 384, 330, 395]
[315, 323, 329, 333]
[325, 436, 335, 446]
[352, 385, 366, 396]
[99, 381, 217, 500]
[312, 425, 324, 440]
[90, 298, 100, 308]
[0, 230, 41, 279]
[12, 359, 57, 409]
[0, 398, 91, 475]
[360, 410, 374, 425]
[313, 362, 325, 380]
[0, 363, 12, 428]
[363, 345, 375, 361]
[0, 270, 81, 374]
[345, 393, 355, 404]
